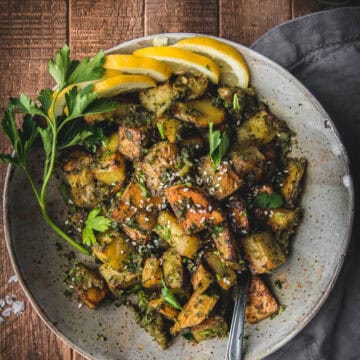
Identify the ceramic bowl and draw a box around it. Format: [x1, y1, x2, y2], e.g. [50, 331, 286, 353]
[3, 33, 354, 360]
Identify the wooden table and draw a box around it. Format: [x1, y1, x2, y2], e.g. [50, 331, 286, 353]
[0, 0, 334, 358]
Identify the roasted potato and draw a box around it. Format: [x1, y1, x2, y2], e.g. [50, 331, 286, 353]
[255, 208, 300, 232]
[226, 195, 250, 234]
[157, 115, 184, 143]
[280, 158, 307, 208]
[139, 82, 178, 115]
[191, 316, 228, 342]
[172, 98, 225, 128]
[162, 248, 186, 290]
[138, 141, 181, 195]
[92, 230, 134, 271]
[242, 231, 286, 274]
[198, 156, 243, 200]
[203, 251, 237, 291]
[118, 126, 148, 161]
[165, 185, 224, 234]
[211, 224, 240, 267]
[111, 181, 161, 243]
[99, 264, 139, 295]
[136, 291, 169, 350]
[67, 263, 107, 309]
[92, 149, 126, 186]
[155, 211, 200, 258]
[63, 151, 99, 208]
[230, 144, 265, 183]
[142, 257, 162, 289]
[173, 74, 208, 100]
[191, 263, 214, 294]
[237, 110, 279, 145]
[170, 291, 219, 335]
[148, 297, 179, 322]
[246, 276, 279, 324]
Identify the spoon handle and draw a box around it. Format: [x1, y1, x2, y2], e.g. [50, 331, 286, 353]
[225, 274, 249, 360]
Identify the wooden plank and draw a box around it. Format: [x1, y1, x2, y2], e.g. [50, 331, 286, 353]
[144, 0, 218, 35]
[219, 0, 292, 46]
[0, 1, 73, 359]
[291, 0, 323, 18]
[69, 0, 144, 58]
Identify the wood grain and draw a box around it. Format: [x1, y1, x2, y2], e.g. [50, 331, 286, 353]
[69, 0, 144, 58]
[0, 1, 322, 359]
[219, 0, 291, 45]
[144, 0, 218, 35]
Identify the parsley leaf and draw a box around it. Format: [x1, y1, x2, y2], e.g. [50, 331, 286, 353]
[82, 208, 111, 246]
[161, 278, 182, 310]
[67, 51, 106, 85]
[254, 192, 284, 208]
[38, 88, 54, 114]
[17, 93, 46, 117]
[48, 44, 72, 90]
[208, 122, 229, 169]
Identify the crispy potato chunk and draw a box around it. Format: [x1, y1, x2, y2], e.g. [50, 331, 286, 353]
[191, 264, 213, 294]
[63, 151, 99, 208]
[155, 211, 200, 258]
[69, 263, 107, 309]
[172, 98, 225, 128]
[148, 297, 179, 322]
[111, 181, 161, 243]
[157, 115, 184, 143]
[280, 158, 307, 208]
[174, 74, 208, 100]
[92, 230, 133, 271]
[203, 251, 237, 290]
[139, 82, 178, 115]
[230, 144, 265, 183]
[92, 150, 126, 186]
[242, 231, 286, 274]
[170, 292, 219, 335]
[237, 110, 279, 145]
[256, 208, 300, 232]
[246, 276, 279, 324]
[191, 316, 228, 342]
[162, 248, 185, 290]
[118, 126, 148, 161]
[198, 156, 243, 200]
[139, 141, 181, 195]
[99, 264, 138, 295]
[226, 195, 250, 234]
[211, 224, 240, 267]
[165, 185, 224, 234]
[142, 257, 162, 289]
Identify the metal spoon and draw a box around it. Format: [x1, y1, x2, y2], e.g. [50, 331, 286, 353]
[225, 273, 250, 360]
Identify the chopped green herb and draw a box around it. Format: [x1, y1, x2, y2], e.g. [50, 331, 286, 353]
[233, 93, 240, 110]
[161, 278, 182, 310]
[82, 208, 111, 246]
[156, 119, 166, 139]
[254, 192, 284, 208]
[208, 122, 229, 170]
[183, 331, 195, 341]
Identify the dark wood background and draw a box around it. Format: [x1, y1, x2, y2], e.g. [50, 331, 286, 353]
[0, 0, 339, 359]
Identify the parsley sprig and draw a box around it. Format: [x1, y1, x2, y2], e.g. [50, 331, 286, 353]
[0, 44, 117, 255]
[82, 208, 111, 246]
[208, 122, 229, 169]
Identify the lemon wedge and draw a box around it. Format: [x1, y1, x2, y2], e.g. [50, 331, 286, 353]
[102, 69, 123, 79]
[133, 46, 220, 84]
[173, 37, 250, 88]
[93, 74, 156, 98]
[104, 54, 171, 82]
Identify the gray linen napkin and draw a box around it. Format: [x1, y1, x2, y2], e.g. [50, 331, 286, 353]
[251, 7, 360, 360]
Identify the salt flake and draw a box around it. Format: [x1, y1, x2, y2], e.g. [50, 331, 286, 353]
[12, 301, 25, 315]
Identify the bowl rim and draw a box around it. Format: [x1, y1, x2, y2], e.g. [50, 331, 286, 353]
[2, 32, 355, 360]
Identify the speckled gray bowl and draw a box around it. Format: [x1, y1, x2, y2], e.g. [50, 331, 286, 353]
[3, 34, 354, 360]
